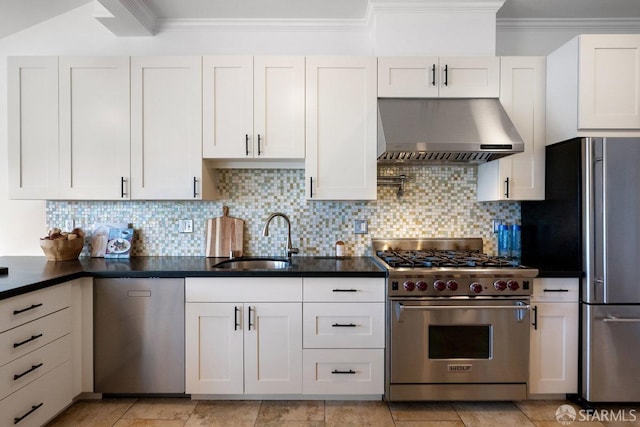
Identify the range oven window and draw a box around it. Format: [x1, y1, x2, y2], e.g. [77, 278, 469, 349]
[428, 325, 492, 359]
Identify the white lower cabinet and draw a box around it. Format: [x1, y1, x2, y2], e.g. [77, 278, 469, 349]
[302, 349, 384, 395]
[529, 278, 579, 395]
[0, 360, 72, 427]
[185, 278, 302, 395]
[302, 277, 385, 395]
[0, 283, 73, 427]
[185, 276, 385, 398]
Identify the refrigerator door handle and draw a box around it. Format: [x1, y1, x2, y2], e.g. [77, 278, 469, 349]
[602, 316, 640, 323]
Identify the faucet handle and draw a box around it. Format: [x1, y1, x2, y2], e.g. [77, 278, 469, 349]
[287, 247, 299, 258]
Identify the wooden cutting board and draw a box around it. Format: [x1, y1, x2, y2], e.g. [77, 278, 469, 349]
[206, 206, 244, 257]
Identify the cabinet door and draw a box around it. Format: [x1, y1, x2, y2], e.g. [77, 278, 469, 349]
[254, 56, 305, 159]
[477, 57, 545, 201]
[529, 302, 578, 394]
[7, 57, 59, 199]
[244, 302, 302, 394]
[185, 303, 244, 394]
[438, 57, 500, 98]
[579, 35, 640, 129]
[58, 57, 130, 200]
[378, 56, 439, 98]
[202, 56, 253, 158]
[305, 56, 377, 200]
[131, 56, 203, 199]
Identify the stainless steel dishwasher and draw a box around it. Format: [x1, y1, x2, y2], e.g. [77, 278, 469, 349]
[94, 278, 185, 394]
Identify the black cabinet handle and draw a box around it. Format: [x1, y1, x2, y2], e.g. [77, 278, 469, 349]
[13, 333, 43, 349]
[332, 323, 356, 327]
[332, 289, 358, 292]
[248, 306, 254, 331]
[193, 177, 198, 198]
[13, 363, 43, 381]
[120, 177, 126, 198]
[504, 177, 510, 198]
[331, 369, 356, 374]
[245, 134, 249, 156]
[234, 306, 240, 331]
[532, 306, 538, 330]
[258, 134, 262, 156]
[14, 402, 43, 424]
[543, 289, 570, 292]
[13, 303, 43, 315]
[310, 177, 313, 198]
[444, 64, 448, 86]
[431, 64, 436, 86]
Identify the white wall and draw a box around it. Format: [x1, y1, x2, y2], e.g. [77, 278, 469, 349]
[497, 24, 640, 56]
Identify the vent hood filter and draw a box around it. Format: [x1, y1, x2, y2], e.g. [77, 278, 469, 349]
[377, 98, 524, 164]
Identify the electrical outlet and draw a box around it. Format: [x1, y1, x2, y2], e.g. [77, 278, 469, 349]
[179, 219, 193, 233]
[354, 219, 368, 234]
[493, 219, 504, 233]
[64, 219, 75, 232]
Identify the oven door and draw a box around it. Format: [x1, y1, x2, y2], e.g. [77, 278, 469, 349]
[390, 298, 530, 384]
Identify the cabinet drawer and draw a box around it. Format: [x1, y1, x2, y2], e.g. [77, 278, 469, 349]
[0, 360, 72, 427]
[302, 349, 383, 395]
[186, 277, 302, 302]
[303, 303, 384, 348]
[0, 284, 70, 333]
[0, 308, 71, 366]
[533, 278, 579, 302]
[0, 334, 71, 400]
[303, 278, 385, 302]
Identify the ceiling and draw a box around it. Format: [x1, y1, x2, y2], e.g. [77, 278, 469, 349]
[1, 0, 640, 38]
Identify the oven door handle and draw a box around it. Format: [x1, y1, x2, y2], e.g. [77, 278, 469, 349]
[398, 304, 531, 311]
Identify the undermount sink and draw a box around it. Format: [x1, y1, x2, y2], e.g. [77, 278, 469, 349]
[212, 258, 291, 270]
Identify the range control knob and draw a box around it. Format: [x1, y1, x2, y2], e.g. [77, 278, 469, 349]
[433, 280, 446, 291]
[446, 280, 459, 291]
[416, 281, 428, 291]
[494, 280, 507, 291]
[470, 282, 483, 293]
[403, 281, 416, 291]
[507, 280, 520, 291]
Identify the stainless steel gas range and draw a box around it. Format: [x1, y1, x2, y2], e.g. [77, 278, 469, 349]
[373, 238, 539, 401]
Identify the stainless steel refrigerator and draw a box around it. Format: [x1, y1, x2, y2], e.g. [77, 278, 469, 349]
[522, 137, 640, 403]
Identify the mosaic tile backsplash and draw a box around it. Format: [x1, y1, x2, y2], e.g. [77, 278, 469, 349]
[46, 166, 520, 257]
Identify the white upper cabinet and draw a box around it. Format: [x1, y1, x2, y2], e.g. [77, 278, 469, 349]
[8, 57, 59, 199]
[547, 34, 640, 142]
[58, 57, 130, 200]
[579, 35, 640, 130]
[477, 57, 546, 201]
[203, 56, 305, 160]
[305, 56, 378, 200]
[378, 56, 500, 98]
[131, 56, 217, 200]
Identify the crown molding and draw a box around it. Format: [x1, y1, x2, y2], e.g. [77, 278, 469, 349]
[371, 1, 505, 14]
[497, 17, 640, 32]
[155, 3, 375, 33]
[154, 17, 372, 33]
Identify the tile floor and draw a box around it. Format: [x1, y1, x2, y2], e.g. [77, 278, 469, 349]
[45, 398, 640, 427]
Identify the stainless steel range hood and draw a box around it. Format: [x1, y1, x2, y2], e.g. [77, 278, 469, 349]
[377, 98, 524, 164]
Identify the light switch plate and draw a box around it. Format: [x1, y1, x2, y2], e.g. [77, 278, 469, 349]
[354, 219, 368, 234]
[179, 219, 193, 233]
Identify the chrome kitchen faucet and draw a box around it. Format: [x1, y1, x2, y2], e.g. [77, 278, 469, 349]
[262, 212, 299, 258]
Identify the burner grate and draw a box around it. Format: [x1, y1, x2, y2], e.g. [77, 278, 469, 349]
[376, 249, 519, 269]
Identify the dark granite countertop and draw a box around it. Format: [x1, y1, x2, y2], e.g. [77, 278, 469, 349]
[0, 256, 387, 300]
